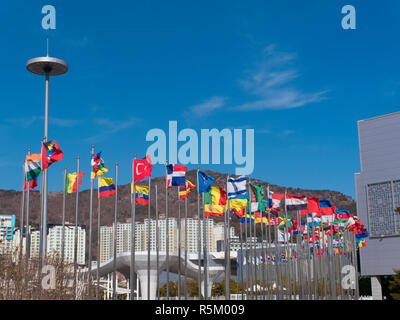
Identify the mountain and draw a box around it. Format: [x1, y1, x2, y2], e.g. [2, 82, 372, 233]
[0, 170, 356, 259]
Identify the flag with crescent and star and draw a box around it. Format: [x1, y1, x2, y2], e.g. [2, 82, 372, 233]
[133, 155, 153, 183]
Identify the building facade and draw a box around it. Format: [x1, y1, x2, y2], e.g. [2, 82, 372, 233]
[355, 111, 400, 299]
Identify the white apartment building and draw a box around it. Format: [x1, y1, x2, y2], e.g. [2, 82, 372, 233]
[46, 225, 86, 264]
[0, 214, 16, 254]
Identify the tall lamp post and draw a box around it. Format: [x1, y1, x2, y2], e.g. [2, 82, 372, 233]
[26, 42, 68, 256]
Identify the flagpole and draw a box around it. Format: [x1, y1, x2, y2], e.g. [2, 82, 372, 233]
[260, 209, 266, 300]
[155, 184, 160, 300]
[239, 221, 244, 300]
[73, 156, 80, 299]
[184, 191, 188, 300]
[244, 202, 249, 299]
[25, 148, 32, 264]
[227, 180, 231, 300]
[196, 167, 201, 299]
[225, 175, 230, 300]
[147, 174, 151, 300]
[88, 145, 95, 298]
[284, 189, 292, 300]
[267, 205, 272, 300]
[19, 162, 26, 263]
[61, 168, 67, 262]
[247, 180, 253, 299]
[130, 155, 137, 300]
[39, 139, 44, 263]
[296, 210, 302, 300]
[96, 177, 101, 300]
[165, 160, 170, 299]
[113, 162, 119, 300]
[202, 192, 209, 300]
[352, 233, 359, 300]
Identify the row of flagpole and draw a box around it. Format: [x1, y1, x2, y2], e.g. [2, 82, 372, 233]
[18, 144, 362, 300]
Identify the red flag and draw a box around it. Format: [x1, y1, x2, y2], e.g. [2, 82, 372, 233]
[24, 179, 38, 190]
[300, 197, 320, 215]
[133, 155, 153, 183]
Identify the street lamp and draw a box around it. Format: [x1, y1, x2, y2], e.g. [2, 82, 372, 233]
[26, 40, 68, 256]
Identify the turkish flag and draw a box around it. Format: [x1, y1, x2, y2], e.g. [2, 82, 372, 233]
[133, 155, 153, 183]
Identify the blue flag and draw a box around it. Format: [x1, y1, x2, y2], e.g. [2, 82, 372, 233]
[198, 171, 214, 193]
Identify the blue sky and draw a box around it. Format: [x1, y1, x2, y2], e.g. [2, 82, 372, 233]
[1, 0, 400, 198]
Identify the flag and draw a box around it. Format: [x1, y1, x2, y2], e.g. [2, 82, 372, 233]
[229, 195, 248, 217]
[300, 197, 320, 215]
[24, 179, 38, 190]
[65, 172, 85, 195]
[133, 185, 149, 205]
[41, 140, 64, 169]
[318, 200, 336, 216]
[268, 191, 284, 208]
[250, 184, 264, 212]
[227, 176, 247, 199]
[204, 186, 227, 216]
[98, 177, 116, 198]
[167, 164, 187, 187]
[133, 155, 153, 183]
[285, 194, 307, 211]
[25, 154, 42, 181]
[240, 213, 255, 223]
[278, 215, 294, 229]
[179, 180, 195, 199]
[198, 171, 215, 193]
[333, 210, 352, 226]
[91, 152, 108, 179]
[278, 229, 290, 242]
[255, 211, 269, 224]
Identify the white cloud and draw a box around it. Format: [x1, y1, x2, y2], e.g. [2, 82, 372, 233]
[188, 96, 226, 118]
[234, 45, 329, 111]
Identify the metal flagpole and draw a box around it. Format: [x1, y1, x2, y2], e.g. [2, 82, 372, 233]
[244, 202, 249, 299]
[202, 193, 209, 300]
[253, 207, 258, 299]
[73, 156, 80, 299]
[239, 222, 244, 300]
[147, 175, 151, 300]
[225, 175, 230, 300]
[165, 160, 170, 299]
[352, 233, 360, 300]
[97, 178, 101, 300]
[113, 163, 119, 300]
[284, 189, 292, 300]
[130, 156, 137, 300]
[61, 168, 67, 262]
[155, 184, 160, 300]
[260, 211, 266, 300]
[39, 140, 44, 262]
[196, 167, 201, 299]
[178, 202, 181, 300]
[184, 191, 188, 300]
[247, 180, 253, 299]
[25, 148, 31, 264]
[267, 203, 272, 300]
[226, 181, 231, 300]
[19, 162, 26, 262]
[88, 145, 95, 298]
[296, 210, 303, 300]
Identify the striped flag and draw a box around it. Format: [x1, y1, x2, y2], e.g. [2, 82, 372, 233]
[133, 185, 149, 205]
[98, 177, 116, 198]
[179, 180, 195, 199]
[91, 152, 108, 179]
[285, 194, 307, 211]
[227, 176, 247, 199]
[65, 172, 85, 195]
[204, 186, 227, 216]
[25, 154, 42, 181]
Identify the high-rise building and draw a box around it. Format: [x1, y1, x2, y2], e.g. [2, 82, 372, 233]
[0, 214, 16, 254]
[46, 225, 86, 264]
